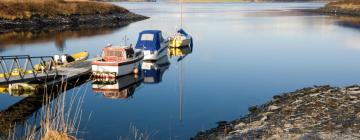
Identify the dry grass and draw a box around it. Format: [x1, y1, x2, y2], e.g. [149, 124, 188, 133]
[119, 123, 158, 140]
[39, 79, 87, 140]
[0, 0, 129, 20]
[7, 77, 90, 140]
[327, 0, 360, 10]
[41, 130, 76, 140]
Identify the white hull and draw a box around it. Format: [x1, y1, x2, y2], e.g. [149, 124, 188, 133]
[142, 42, 168, 61]
[92, 61, 141, 76]
[169, 34, 192, 48]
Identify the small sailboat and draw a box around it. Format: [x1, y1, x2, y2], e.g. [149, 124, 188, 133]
[135, 30, 169, 61]
[92, 44, 144, 78]
[169, 0, 193, 48]
[169, 29, 193, 48]
[92, 73, 143, 99]
[141, 56, 170, 84]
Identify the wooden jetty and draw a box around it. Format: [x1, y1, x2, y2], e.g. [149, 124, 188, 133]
[0, 55, 93, 86]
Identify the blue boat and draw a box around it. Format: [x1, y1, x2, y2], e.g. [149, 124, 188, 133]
[135, 30, 169, 61]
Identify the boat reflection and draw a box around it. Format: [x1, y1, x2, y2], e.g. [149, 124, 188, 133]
[168, 46, 193, 62]
[141, 56, 170, 84]
[92, 73, 143, 99]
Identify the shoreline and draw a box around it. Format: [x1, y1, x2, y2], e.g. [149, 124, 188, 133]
[0, 12, 147, 33]
[192, 85, 360, 139]
[315, 0, 360, 17]
[0, 1, 148, 33]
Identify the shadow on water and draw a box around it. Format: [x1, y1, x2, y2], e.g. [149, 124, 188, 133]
[0, 74, 91, 138]
[335, 16, 360, 31]
[0, 24, 130, 52]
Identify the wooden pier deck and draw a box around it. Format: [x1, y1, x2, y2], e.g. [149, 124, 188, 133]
[0, 60, 92, 86]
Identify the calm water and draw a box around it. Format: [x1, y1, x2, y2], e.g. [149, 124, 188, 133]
[2, 2, 360, 139]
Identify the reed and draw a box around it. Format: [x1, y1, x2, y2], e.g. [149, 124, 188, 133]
[0, 0, 129, 20]
[40, 78, 85, 140]
[119, 123, 158, 140]
[7, 77, 90, 140]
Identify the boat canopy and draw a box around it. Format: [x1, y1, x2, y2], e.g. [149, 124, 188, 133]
[135, 30, 164, 51]
[102, 46, 134, 62]
[178, 28, 188, 36]
[178, 28, 193, 48]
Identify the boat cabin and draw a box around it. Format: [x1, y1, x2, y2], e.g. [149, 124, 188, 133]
[135, 30, 166, 51]
[101, 46, 136, 62]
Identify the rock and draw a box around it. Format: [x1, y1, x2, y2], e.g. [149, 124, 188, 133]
[261, 112, 274, 116]
[310, 93, 321, 97]
[234, 122, 246, 129]
[260, 116, 268, 122]
[349, 96, 358, 99]
[348, 87, 360, 91]
[192, 85, 360, 140]
[284, 123, 293, 128]
[268, 105, 280, 111]
[273, 95, 282, 100]
[292, 99, 303, 104]
[0, 12, 148, 34]
[348, 91, 360, 95]
[249, 106, 259, 113]
[216, 121, 227, 126]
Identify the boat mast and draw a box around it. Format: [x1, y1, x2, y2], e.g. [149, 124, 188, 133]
[180, 0, 183, 28]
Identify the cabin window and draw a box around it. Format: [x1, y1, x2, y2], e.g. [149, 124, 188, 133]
[106, 51, 121, 57]
[141, 34, 154, 41]
[107, 51, 113, 56]
[115, 51, 121, 57]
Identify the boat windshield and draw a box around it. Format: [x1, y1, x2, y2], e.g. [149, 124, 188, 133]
[141, 34, 154, 41]
[107, 51, 122, 57]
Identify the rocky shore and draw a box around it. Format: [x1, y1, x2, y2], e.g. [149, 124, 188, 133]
[0, 12, 147, 33]
[0, 0, 148, 33]
[193, 85, 360, 139]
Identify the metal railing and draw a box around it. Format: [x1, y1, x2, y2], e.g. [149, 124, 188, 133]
[0, 55, 58, 84]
